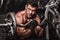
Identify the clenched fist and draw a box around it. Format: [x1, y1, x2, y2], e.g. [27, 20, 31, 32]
[34, 26, 44, 36]
[16, 27, 31, 39]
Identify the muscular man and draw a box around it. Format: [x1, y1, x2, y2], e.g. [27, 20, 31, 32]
[15, 0, 44, 39]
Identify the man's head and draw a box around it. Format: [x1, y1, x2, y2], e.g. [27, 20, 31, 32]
[25, 0, 38, 18]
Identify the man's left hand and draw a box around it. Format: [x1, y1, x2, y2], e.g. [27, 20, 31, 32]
[34, 26, 44, 36]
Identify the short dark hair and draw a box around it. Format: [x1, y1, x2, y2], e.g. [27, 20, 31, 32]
[26, 0, 38, 8]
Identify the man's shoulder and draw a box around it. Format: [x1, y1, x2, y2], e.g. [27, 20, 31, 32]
[34, 14, 40, 18]
[36, 15, 40, 18]
[34, 15, 40, 19]
[16, 10, 25, 16]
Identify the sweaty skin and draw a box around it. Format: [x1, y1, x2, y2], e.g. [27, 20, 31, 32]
[15, 5, 44, 39]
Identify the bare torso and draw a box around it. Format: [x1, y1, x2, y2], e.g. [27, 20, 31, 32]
[15, 10, 44, 39]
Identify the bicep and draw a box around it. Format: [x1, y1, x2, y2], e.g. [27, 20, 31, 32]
[15, 14, 23, 25]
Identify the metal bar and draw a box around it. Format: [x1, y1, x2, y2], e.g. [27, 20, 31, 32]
[0, 23, 12, 26]
[44, 7, 49, 40]
[45, 0, 59, 8]
[0, 24, 8, 26]
[0, 0, 3, 8]
[46, 24, 49, 40]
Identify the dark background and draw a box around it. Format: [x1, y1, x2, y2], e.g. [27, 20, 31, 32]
[0, 0, 60, 40]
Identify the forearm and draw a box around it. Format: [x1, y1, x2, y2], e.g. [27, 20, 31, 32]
[16, 27, 31, 39]
[23, 29, 31, 37]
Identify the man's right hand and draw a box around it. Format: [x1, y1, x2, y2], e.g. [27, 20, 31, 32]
[16, 27, 31, 39]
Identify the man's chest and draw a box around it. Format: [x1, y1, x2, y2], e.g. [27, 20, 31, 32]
[22, 15, 35, 24]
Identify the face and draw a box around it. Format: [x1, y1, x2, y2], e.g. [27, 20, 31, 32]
[25, 5, 36, 18]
